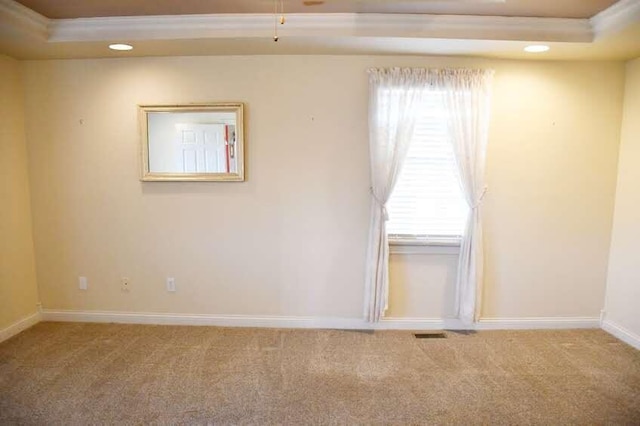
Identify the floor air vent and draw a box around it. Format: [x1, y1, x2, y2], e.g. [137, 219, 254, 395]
[414, 332, 447, 339]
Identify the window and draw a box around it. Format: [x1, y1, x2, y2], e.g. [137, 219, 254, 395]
[387, 92, 469, 242]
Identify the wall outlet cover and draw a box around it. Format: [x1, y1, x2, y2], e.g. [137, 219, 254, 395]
[166, 277, 176, 292]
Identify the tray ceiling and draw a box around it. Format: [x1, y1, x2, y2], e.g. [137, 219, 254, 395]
[15, 0, 618, 20]
[1, 0, 638, 60]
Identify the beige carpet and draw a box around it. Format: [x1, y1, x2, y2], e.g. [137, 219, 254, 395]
[1, 322, 639, 425]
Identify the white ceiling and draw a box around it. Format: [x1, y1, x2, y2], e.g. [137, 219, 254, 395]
[1, 0, 639, 61]
[13, 0, 618, 19]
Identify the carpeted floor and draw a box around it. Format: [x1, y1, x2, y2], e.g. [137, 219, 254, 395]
[1, 323, 639, 425]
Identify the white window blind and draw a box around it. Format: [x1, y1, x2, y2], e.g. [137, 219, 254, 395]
[387, 93, 469, 239]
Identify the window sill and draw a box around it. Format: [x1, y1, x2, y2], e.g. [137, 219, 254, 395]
[389, 237, 461, 255]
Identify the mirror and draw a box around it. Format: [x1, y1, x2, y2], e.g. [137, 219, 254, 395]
[139, 103, 245, 181]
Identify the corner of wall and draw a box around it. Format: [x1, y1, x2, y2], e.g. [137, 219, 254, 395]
[601, 57, 640, 347]
[0, 54, 41, 335]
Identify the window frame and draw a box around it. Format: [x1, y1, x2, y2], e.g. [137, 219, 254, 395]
[386, 89, 467, 249]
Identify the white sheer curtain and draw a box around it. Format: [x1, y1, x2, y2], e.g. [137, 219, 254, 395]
[441, 69, 494, 324]
[364, 68, 429, 322]
[364, 68, 494, 324]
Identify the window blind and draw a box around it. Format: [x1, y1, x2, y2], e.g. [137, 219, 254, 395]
[387, 94, 469, 239]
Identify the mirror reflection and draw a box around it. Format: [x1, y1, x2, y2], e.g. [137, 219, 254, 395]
[140, 103, 244, 181]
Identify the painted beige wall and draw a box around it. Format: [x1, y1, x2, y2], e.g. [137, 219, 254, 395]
[481, 61, 623, 318]
[0, 55, 39, 330]
[605, 57, 640, 336]
[22, 56, 624, 320]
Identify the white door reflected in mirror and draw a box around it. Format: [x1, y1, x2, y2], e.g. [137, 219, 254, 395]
[140, 103, 244, 181]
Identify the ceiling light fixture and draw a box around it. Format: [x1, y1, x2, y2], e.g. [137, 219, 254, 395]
[524, 45, 550, 53]
[109, 43, 133, 51]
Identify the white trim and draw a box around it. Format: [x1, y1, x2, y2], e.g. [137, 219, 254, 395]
[390, 244, 460, 255]
[2, 0, 639, 56]
[591, 0, 640, 39]
[390, 236, 461, 246]
[0, 311, 41, 343]
[390, 237, 461, 255]
[40, 309, 599, 331]
[601, 319, 640, 350]
[41, 310, 371, 329]
[47, 13, 593, 43]
[476, 317, 600, 330]
[0, 0, 49, 40]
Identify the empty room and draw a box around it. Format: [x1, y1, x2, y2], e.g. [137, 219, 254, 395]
[1, 0, 639, 424]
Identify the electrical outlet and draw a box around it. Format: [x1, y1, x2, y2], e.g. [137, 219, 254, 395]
[121, 277, 131, 292]
[166, 277, 176, 292]
[79, 276, 88, 290]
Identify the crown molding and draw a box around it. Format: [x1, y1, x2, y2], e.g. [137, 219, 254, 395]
[0, 0, 49, 40]
[2, 0, 638, 58]
[47, 13, 593, 44]
[591, 0, 640, 39]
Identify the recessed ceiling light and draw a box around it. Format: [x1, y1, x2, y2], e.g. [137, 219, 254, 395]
[109, 43, 133, 51]
[524, 45, 550, 53]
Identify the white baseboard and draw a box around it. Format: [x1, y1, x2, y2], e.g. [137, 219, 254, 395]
[0, 311, 41, 343]
[477, 317, 600, 330]
[40, 309, 600, 331]
[601, 319, 640, 350]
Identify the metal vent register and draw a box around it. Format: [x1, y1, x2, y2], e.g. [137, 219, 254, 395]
[414, 332, 447, 339]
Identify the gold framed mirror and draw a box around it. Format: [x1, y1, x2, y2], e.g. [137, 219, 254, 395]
[139, 103, 245, 182]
